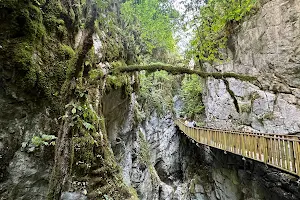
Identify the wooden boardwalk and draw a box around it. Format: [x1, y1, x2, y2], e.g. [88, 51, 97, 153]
[175, 119, 300, 176]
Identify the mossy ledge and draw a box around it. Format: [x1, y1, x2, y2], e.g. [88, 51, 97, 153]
[112, 63, 256, 82]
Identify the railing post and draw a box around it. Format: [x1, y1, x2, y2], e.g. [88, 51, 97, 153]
[242, 133, 245, 157]
[294, 137, 300, 176]
[264, 136, 269, 164]
[290, 139, 296, 173]
[285, 138, 291, 171]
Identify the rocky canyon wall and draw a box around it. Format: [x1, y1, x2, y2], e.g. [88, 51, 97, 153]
[109, 97, 300, 200]
[203, 0, 300, 134]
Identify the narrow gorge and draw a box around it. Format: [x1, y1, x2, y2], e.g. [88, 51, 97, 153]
[0, 0, 300, 200]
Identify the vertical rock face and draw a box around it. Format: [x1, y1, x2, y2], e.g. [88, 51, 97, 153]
[111, 104, 300, 200]
[203, 0, 300, 134]
[0, 87, 56, 199]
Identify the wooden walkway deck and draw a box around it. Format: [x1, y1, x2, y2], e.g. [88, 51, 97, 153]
[175, 119, 300, 176]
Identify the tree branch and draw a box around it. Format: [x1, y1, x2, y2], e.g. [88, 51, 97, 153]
[112, 63, 256, 81]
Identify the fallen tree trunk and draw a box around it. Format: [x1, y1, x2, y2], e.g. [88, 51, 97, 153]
[112, 63, 256, 82]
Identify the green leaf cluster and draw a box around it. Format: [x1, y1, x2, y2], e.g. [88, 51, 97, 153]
[65, 102, 98, 132]
[138, 70, 178, 116]
[121, 0, 178, 53]
[189, 0, 257, 62]
[180, 74, 204, 120]
[31, 134, 57, 147]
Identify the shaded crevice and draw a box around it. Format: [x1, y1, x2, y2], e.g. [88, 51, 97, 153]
[223, 79, 240, 113]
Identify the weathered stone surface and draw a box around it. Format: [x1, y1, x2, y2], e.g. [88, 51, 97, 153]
[60, 192, 87, 200]
[203, 0, 300, 134]
[0, 87, 56, 199]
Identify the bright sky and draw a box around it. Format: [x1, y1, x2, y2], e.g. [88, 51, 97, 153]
[172, 0, 193, 55]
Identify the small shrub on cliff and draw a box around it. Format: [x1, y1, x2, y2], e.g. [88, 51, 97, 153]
[180, 74, 204, 120]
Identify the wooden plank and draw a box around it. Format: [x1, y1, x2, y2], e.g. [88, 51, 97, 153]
[280, 137, 284, 169]
[255, 134, 258, 160]
[277, 137, 281, 168]
[232, 133, 234, 152]
[264, 137, 268, 163]
[242, 133, 246, 157]
[199, 129, 202, 143]
[285, 139, 290, 171]
[211, 130, 214, 147]
[204, 129, 207, 144]
[261, 135, 265, 162]
[274, 137, 278, 165]
[269, 137, 273, 164]
[258, 134, 261, 160]
[283, 139, 287, 170]
[217, 131, 220, 148]
[239, 133, 242, 155]
[290, 140, 296, 173]
[293, 140, 298, 174]
[216, 131, 218, 147]
[296, 140, 300, 176]
[248, 134, 251, 158]
[213, 131, 215, 147]
[216, 131, 218, 148]
[216, 131, 219, 148]
[224, 132, 227, 152]
[219, 131, 222, 149]
[204, 129, 207, 145]
[251, 135, 254, 159]
[191, 128, 194, 140]
[233, 133, 235, 153]
[235, 133, 238, 154]
[253, 135, 257, 159]
[233, 133, 236, 153]
[218, 131, 223, 149]
[249, 135, 252, 159]
[273, 136, 279, 167]
[249, 134, 252, 158]
[227, 133, 232, 152]
[215, 131, 218, 148]
[245, 134, 249, 157]
[229, 133, 232, 152]
[274, 137, 279, 166]
[207, 130, 210, 146]
[250, 134, 253, 158]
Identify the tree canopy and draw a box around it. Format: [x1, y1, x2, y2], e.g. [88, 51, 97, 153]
[121, 0, 178, 53]
[185, 0, 257, 63]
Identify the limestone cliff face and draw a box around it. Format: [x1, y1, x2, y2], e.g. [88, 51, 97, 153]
[203, 0, 300, 134]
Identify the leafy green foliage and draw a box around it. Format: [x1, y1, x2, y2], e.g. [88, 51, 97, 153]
[180, 74, 204, 120]
[31, 134, 57, 147]
[121, 0, 178, 53]
[138, 70, 178, 116]
[65, 102, 98, 132]
[188, 0, 257, 62]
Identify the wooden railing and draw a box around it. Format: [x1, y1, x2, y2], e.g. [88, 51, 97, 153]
[175, 119, 300, 176]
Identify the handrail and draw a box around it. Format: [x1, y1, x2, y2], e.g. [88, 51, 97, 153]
[175, 119, 300, 177]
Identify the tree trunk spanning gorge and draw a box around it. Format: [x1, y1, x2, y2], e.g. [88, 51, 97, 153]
[0, 0, 300, 200]
[113, 63, 256, 82]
